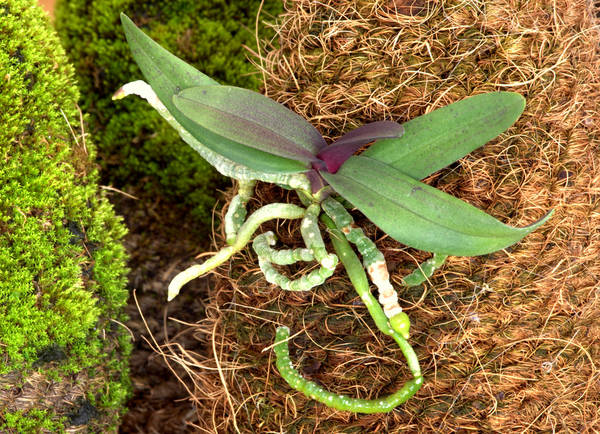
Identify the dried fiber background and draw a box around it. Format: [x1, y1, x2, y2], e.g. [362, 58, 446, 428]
[151, 0, 600, 432]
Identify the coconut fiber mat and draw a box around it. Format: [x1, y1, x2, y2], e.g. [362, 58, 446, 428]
[131, 0, 600, 432]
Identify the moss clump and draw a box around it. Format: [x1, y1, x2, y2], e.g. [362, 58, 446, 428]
[55, 0, 283, 228]
[1, 409, 66, 434]
[0, 0, 130, 431]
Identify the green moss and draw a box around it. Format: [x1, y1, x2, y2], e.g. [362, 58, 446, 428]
[0, 0, 130, 431]
[1, 409, 66, 434]
[55, 0, 284, 228]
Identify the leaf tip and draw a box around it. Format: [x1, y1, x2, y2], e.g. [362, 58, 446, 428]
[526, 208, 554, 230]
[499, 90, 526, 115]
[119, 12, 131, 25]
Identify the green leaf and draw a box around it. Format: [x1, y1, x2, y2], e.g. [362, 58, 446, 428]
[173, 86, 325, 162]
[321, 156, 552, 256]
[120, 13, 307, 174]
[363, 92, 525, 180]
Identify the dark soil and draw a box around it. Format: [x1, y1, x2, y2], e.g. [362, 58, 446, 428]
[111, 187, 224, 433]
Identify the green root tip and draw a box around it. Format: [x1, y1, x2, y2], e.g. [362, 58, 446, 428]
[390, 312, 410, 339]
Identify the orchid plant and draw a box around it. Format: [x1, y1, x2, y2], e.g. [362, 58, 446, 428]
[114, 13, 552, 413]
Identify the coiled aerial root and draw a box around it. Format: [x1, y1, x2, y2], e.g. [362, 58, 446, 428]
[274, 326, 423, 414]
[252, 231, 337, 291]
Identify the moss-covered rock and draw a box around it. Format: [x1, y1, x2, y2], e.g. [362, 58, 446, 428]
[0, 0, 130, 431]
[55, 0, 283, 227]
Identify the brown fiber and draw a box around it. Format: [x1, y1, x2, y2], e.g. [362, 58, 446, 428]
[150, 0, 600, 432]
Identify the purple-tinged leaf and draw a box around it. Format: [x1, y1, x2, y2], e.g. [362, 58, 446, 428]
[120, 13, 308, 174]
[317, 121, 404, 173]
[173, 86, 327, 163]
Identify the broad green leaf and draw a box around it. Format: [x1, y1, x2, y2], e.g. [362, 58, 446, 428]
[321, 156, 551, 256]
[120, 13, 307, 174]
[173, 86, 325, 163]
[363, 92, 525, 180]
